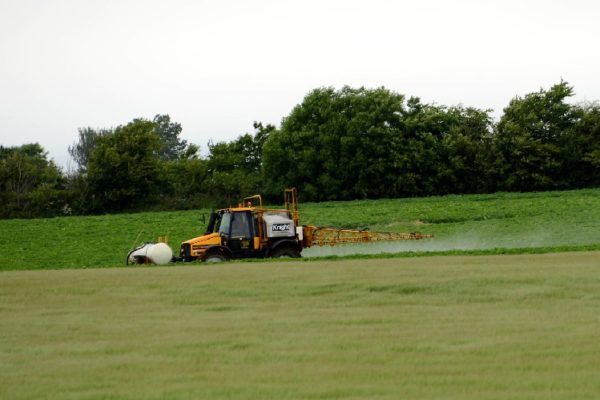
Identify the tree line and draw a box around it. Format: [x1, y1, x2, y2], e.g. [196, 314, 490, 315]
[1, 81, 599, 218]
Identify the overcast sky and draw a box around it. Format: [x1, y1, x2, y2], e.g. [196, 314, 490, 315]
[1, 0, 599, 169]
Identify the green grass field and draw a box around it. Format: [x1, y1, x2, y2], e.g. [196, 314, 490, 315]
[1, 188, 599, 270]
[2, 252, 600, 399]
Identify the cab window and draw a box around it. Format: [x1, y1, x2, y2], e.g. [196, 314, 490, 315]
[218, 212, 231, 235]
[230, 212, 251, 238]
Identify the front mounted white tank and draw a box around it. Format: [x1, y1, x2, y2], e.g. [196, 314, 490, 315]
[127, 242, 173, 265]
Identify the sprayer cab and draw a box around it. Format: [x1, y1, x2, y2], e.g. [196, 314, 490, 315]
[176, 191, 302, 262]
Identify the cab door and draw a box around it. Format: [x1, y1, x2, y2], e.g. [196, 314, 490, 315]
[227, 211, 254, 257]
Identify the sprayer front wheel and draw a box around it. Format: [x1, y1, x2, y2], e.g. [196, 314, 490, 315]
[205, 254, 227, 263]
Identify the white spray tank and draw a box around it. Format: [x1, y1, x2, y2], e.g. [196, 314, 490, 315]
[127, 242, 173, 265]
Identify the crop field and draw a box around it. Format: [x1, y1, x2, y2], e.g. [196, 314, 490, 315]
[2, 252, 600, 399]
[1, 188, 600, 271]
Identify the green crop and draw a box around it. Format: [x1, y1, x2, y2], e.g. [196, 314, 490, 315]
[0, 188, 599, 271]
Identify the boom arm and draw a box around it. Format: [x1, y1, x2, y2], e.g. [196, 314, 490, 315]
[302, 226, 432, 247]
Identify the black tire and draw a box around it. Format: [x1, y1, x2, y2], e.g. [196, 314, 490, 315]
[205, 253, 227, 263]
[270, 246, 301, 259]
[132, 256, 147, 265]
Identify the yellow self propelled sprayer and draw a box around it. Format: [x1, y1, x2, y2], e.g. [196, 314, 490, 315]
[127, 188, 433, 264]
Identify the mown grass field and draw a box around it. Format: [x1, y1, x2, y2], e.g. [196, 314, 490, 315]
[2, 253, 600, 399]
[1, 188, 599, 270]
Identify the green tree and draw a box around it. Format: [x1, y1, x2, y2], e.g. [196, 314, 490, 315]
[434, 106, 496, 194]
[207, 122, 274, 204]
[0, 143, 66, 218]
[263, 87, 408, 201]
[67, 115, 203, 213]
[494, 81, 579, 190]
[68, 127, 113, 172]
[153, 114, 188, 160]
[567, 102, 600, 186]
[69, 114, 189, 171]
[87, 119, 162, 212]
[262, 87, 494, 201]
[160, 157, 210, 209]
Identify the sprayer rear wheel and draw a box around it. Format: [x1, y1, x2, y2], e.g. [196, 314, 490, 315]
[271, 246, 300, 258]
